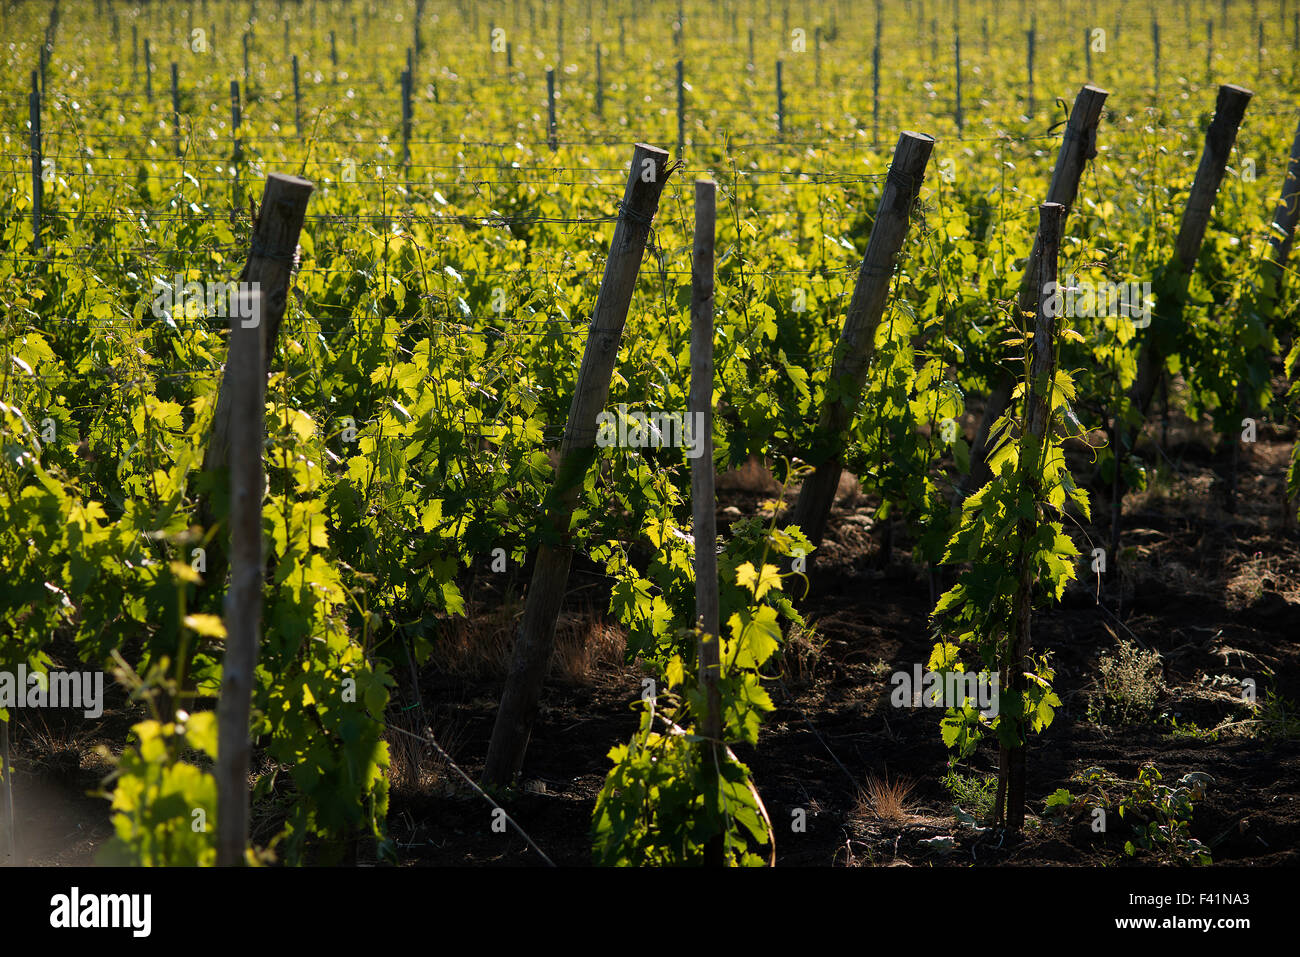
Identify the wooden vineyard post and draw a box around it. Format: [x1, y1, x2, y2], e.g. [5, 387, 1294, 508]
[676, 59, 685, 158]
[954, 24, 963, 134]
[202, 173, 314, 483]
[400, 67, 412, 169]
[1120, 83, 1253, 525]
[996, 202, 1064, 834]
[1207, 20, 1214, 85]
[872, 4, 881, 146]
[144, 37, 153, 102]
[775, 59, 784, 136]
[1025, 18, 1035, 118]
[690, 179, 723, 867]
[482, 143, 672, 789]
[788, 131, 935, 547]
[1, 717, 14, 864]
[29, 71, 41, 253]
[546, 68, 557, 151]
[1153, 19, 1161, 100]
[292, 55, 301, 137]
[814, 26, 822, 87]
[230, 80, 241, 213]
[171, 62, 181, 157]
[1266, 116, 1300, 275]
[595, 44, 603, 117]
[1130, 84, 1252, 424]
[968, 85, 1108, 492]
[216, 289, 265, 867]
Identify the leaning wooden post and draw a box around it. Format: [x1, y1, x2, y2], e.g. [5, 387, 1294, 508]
[968, 85, 1108, 492]
[1266, 116, 1300, 273]
[144, 37, 153, 101]
[998, 201, 1064, 834]
[1129, 84, 1253, 425]
[482, 144, 672, 789]
[789, 131, 935, 546]
[690, 179, 723, 868]
[202, 173, 314, 481]
[216, 289, 265, 868]
[595, 43, 604, 117]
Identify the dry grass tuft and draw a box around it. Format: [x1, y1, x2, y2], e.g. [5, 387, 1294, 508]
[384, 710, 467, 796]
[856, 772, 918, 824]
[429, 597, 626, 685]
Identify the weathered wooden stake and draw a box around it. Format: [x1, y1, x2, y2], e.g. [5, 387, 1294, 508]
[216, 289, 265, 868]
[954, 25, 963, 133]
[968, 85, 1108, 492]
[676, 59, 686, 157]
[401, 67, 412, 167]
[775, 59, 785, 135]
[230, 80, 241, 210]
[145, 37, 153, 101]
[29, 72, 41, 253]
[203, 173, 314, 480]
[292, 54, 301, 136]
[1152, 20, 1163, 99]
[1, 719, 15, 865]
[1266, 116, 1300, 272]
[546, 67, 557, 150]
[815, 25, 822, 86]
[789, 132, 935, 546]
[1129, 84, 1253, 425]
[171, 62, 181, 157]
[996, 201, 1065, 834]
[482, 144, 672, 789]
[690, 179, 723, 867]
[1026, 17, 1035, 117]
[1207, 19, 1214, 84]
[595, 43, 603, 116]
[872, 3, 881, 146]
